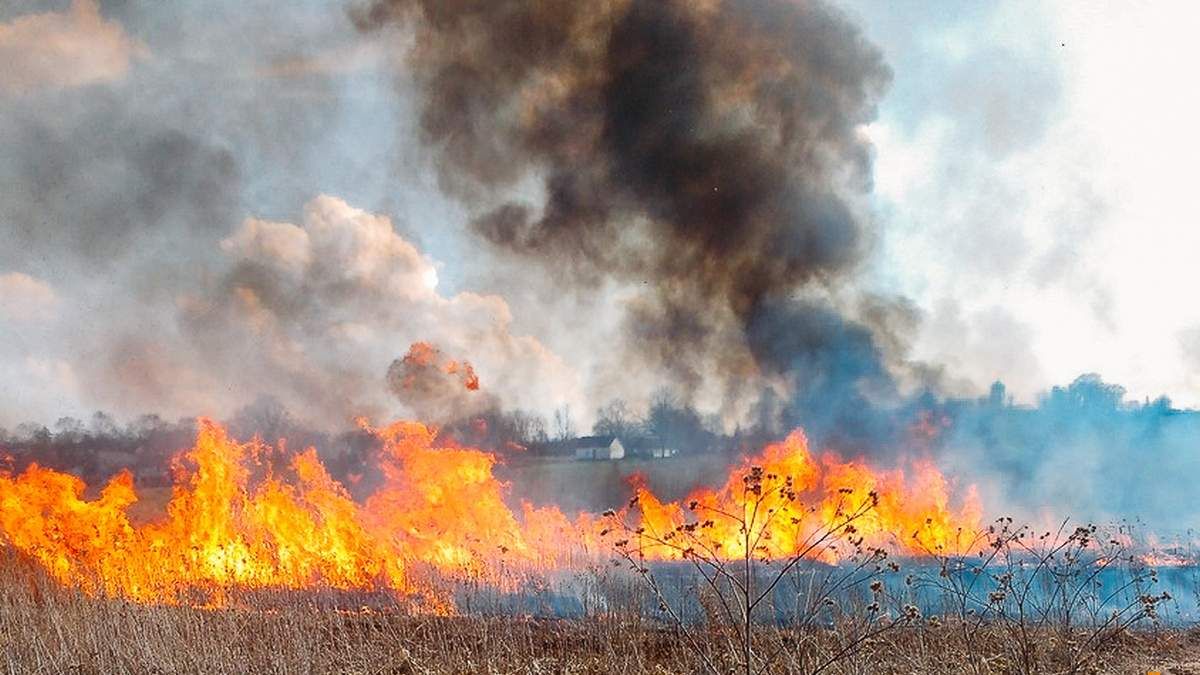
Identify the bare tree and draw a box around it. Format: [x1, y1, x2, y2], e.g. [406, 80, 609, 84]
[552, 405, 576, 441]
[594, 399, 637, 437]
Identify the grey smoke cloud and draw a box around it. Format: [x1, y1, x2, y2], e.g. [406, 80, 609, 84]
[92, 195, 581, 428]
[355, 0, 897, 417]
[1, 0, 913, 435]
[0, 1, 581, 429]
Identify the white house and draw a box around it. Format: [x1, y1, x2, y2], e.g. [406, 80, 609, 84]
[571, 436, 626, 461]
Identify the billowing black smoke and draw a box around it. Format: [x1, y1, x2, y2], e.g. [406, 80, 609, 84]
[344, 2, 1200, 531]
[746, 298, 899, 448]
[354, 0, 893, 407]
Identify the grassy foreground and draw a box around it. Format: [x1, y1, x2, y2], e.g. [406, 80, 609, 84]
[0, 556, 1194, 675]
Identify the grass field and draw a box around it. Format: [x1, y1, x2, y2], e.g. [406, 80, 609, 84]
[8, 434, 1197, 673]
[1, 546, 1197, 675]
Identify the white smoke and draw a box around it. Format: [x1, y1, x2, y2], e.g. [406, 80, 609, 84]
[0, 0, 145, 96]
[75, 195, 583, 427]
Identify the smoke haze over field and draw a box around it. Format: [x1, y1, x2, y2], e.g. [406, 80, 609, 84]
[2, 1, 1200, 528]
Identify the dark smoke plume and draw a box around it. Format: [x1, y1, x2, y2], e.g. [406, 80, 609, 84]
[356, 0, 892, 410]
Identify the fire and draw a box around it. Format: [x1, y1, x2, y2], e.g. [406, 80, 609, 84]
[396, 342, 479, 392]
[627, 431, 979, 563]
[0, 421, 403, 603]
[0, 419, 980, 609]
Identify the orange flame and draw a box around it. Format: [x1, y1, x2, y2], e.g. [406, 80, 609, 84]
[0, 420, 980, 608]
[399, 342, 479, 392]
[628, 431, 979, 563]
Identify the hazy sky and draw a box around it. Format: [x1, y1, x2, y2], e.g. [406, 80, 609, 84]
[841, 0, 1200, 407]
[1, 0, 1198, 428]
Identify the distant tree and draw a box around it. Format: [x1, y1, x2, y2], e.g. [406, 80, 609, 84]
[447, 408, 549, 450]
[644, 389, 677, 446]
[644, 389, 710, 454]
[14, 422, 50, 444]
[53, 416, 85, 442]
[230, 395, 295, 442]
[1146, 395, 1174, 413]
[1046, 374, 1126, 413]
[552, 405, 575, 441]
[90, 411, 119, 438]
[987, 381, 1007, 408]
[508, 409, 548, 445]
[129, 413, 167, 437]
[593, 399, 637, 438]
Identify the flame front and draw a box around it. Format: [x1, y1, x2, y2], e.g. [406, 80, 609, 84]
[630, 431, 980, 563]
[0, 420, 979, 608]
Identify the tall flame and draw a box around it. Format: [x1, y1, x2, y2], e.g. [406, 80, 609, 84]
[0, 419, 980, 608]
[630, 431, 980, 563]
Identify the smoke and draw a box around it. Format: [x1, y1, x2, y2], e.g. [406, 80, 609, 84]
[0, 273, 59, 324]
[1181, 327, 1200, 372]
[156, 195, 579, 428]
[0, 0, 144, 96]
[0, 0, 584, 429]
[355, 0, 895, 418]
[0, 97, 242, 274]
[931, 376, 1200, 530]
[745, 298, 899, 448]
[2, 0, 1198, 532]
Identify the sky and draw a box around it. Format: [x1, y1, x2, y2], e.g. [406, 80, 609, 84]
[1, 0, 1199, 430]
[841, 0, 1200, 407]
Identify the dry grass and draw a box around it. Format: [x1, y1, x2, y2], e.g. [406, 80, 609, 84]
[0, 549, 1194, 675]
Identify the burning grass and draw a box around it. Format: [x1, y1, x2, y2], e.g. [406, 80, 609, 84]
[0, 420, 1196, 673]
[0, 420, 979, 607]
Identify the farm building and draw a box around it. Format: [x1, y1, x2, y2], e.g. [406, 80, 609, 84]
[568, 435, 626, 461]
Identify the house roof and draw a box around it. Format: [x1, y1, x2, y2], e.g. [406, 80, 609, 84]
[530, 435, 620, 454]
[563, 435, 618, 450]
